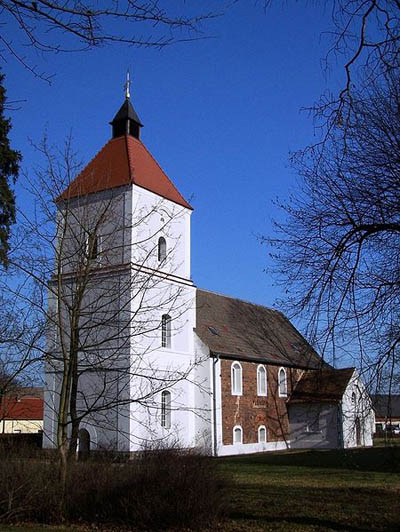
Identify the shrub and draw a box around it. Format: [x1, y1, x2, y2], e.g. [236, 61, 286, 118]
[0, 445, 226, 530]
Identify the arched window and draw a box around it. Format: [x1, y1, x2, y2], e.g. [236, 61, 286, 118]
[231, 362, 242, 395]
[257, 365, 267, 396]
[278, 367, 287, 397]
[161, 314, 171, 348]
[161, 390, 171, 429]
[258, 425, 267, 443]
[158, 237, 166, 262]
[233, 425, 243, 444]
[351, 392, 356, 408]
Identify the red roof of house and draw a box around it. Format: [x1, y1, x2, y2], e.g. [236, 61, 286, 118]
[58, 135, 192, 210]
[0, 396, 43, 420]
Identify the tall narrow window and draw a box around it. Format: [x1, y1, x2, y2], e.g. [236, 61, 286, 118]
[233, 425, 243, 444]
[351, 392, 356, 410]
[231, 362, 242, 395]
[161, 390, 171, 429]
[278, 367, 287, 397]
[257, 365, 267, 396]
[161, 314, 171, 348]
[258, 425, 267, 443]
[86, 233, 98, 261]
[158, 237, 166, 262]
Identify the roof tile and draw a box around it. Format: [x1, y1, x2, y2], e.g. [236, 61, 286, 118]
[58, 136, 192, 210]
[289, 368, 355, 403]
[195, 289, 323, 369]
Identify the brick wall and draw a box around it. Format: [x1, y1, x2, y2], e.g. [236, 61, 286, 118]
[220, 359, 301, 445]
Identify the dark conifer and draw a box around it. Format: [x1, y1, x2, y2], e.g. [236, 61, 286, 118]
[0, 72, 21, 266]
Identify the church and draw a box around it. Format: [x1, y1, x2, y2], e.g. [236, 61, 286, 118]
[43, 80, 375, 456]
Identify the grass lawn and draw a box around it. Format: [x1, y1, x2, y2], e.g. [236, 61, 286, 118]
[1, 445, 399, 532]
[217, 445, 400, 532]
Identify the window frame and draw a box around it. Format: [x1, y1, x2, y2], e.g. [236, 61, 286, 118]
[231, 361, 243, 396]
[278, 367, 287, 397]
[161, 390, 171, 429]
[233, 425, 243, 444]
[258, 425, 267, 443]
[257, 365, 267, 396]
[161, 314, 171, 349]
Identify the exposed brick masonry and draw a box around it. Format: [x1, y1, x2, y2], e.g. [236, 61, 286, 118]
[220, 359, 301, 445]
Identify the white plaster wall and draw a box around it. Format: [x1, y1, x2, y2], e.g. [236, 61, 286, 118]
[217, 440, 288, 456]
[342, 370, 374, 448]
[42, 371, 56, 448]
[131, 185, 191, 281]
[128, 185, 197, 451]
[127, 281, 197, 451]
[288, 403, 340, 449]
[193, 333, 213, 453]
[43, 369, 130, 451]
[57, 186, 132, 274]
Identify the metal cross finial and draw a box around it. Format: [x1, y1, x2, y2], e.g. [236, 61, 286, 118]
[124, 70, 131, 100]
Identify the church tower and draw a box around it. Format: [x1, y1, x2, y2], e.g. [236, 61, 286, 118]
[44, 75, 197, 453]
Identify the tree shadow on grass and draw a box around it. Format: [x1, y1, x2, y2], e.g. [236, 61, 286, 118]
[227, 483, 400, 532]
[221, 446, 400, 473]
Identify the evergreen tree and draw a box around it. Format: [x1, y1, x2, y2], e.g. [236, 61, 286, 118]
[0, 72, 20, 266]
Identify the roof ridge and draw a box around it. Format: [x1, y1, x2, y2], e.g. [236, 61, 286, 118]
[57, 137, 119, 201]
[128, 136, 192, 209]
[197, 287, 277, 313]
[316, 366, 355, 373]
[124, 135, 134, 184]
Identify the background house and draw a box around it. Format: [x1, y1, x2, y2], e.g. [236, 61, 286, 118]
[372, 394, 400, 434]
[0, 387, 44, 434]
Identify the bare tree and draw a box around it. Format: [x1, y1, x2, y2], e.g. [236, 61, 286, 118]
[265, 1, 400, 132]
[1, 1, 220, 81]
[3, 134, 201, 504]
[265, 70, 400, 392]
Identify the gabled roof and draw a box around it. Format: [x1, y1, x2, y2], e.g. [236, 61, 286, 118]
[289, 367, 355, 404]
[372, 394, 400, 419]
[195, 289, 323, 369]
[57, 135, 192, 210]
[0, 396, 43, 420]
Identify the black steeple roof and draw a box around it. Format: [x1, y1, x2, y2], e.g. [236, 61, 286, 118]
[111, 99, 143, 127]
[110, 73, 143, 140]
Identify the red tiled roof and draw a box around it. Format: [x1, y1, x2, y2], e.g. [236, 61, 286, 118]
[0, 397, 43, 420]
[58, 135, 192, 210]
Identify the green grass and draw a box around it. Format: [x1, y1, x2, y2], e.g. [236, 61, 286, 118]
[217, 446, 400, 532]
[1, 446, 399, 532]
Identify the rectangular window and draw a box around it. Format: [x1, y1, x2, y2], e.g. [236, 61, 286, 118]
[161, 314, 171, 348]
[161, 391, 171, 429]
[85, 233, 100, 261]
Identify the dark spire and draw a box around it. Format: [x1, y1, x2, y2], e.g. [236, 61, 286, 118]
[110, 71, 143, 139]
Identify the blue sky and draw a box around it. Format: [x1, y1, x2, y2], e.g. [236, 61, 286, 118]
[4, 2, 342, 310]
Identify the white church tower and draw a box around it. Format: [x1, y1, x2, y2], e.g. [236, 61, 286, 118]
[43, 76, 198, 453]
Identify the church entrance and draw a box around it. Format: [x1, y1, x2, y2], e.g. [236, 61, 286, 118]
[355, 418, 361, 446]
[78, 428, 90, 460]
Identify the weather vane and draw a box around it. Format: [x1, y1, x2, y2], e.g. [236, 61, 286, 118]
[124, 70, 131, 100]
